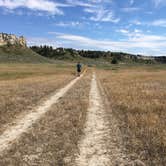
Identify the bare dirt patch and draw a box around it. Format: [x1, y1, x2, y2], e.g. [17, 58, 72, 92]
[75, 73, 134, 166]
[75, 73, 111, 166]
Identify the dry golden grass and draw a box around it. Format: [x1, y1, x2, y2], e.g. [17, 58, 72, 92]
[98, 67, 166, 165]
[0, 72, 91, 166]
[0, 63, 75, 80]
[0, 64, 75, 134]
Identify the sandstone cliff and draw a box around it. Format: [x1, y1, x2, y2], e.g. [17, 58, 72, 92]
[0, 33, 27, 47]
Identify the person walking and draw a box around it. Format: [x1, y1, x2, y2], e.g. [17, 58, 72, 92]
[76, 62, 82, 76]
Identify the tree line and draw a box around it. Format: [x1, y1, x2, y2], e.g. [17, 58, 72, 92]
[30, 45, 166, 64]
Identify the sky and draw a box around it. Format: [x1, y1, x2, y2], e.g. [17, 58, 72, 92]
[0, 0, 166, 56]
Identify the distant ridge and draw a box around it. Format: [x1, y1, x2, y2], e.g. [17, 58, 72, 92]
[31, 45, 166, 64]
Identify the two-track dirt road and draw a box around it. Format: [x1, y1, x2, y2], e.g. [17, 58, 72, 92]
[0, 73, 84, 154]
[0, 71, 135, 165]
[75, 73, 111, 166]
[75, 73, 133, 166]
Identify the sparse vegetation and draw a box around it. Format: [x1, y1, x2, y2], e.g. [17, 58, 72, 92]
[111, 57, 118, 64]
[0, 64, 75, 134]
[0, 45, 52, 63]
[0, 71, 91, 166]
[98, 67, 166, 165]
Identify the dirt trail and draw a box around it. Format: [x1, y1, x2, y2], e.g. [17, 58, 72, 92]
[75, 73, 134, 166]
[0, 74, 83, 154]
[76, 73, 111, 166]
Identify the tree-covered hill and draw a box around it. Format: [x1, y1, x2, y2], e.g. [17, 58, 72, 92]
[30, 45, 166, 64]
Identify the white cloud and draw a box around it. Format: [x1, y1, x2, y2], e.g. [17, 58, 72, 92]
[0, 0, 119, 22]
[66, 0, 92, 7]
[0, 0, 71, 15]
[118, 29, 129, 34]
[85, 7, 120, 23]
[84, 7, 96, 13]
[27, 37, 60, 47]
[131, 20, 142, 25]
[134, 29, 142, 33]
[131, 19, 166, 28]
[150, 19, 166, 27]
[45, 32, 166, 55]
[152, 0, 166, 7]
[82, 0, 119, 23]
[122, 7, 141, 12]
[130, 0, 134, 5]
[118, 28, 166, 42]
[87, 0, 112, 4]
[55, 21, 82, 27]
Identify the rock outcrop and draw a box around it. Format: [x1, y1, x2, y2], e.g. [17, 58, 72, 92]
[0, 33, 27, 47]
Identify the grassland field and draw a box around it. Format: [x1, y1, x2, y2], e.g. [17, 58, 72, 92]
[0, 63, 77, 134]
[0, 68, 91, 165]
[0, 63, 166, 165]
[98, 65, 166, 166]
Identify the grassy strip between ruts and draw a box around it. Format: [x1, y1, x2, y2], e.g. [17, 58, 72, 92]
[0, 71, 91, 165]
[98, 68, 166, 166]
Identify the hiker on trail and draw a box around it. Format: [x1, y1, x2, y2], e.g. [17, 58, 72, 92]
[76, 62, 82, 76]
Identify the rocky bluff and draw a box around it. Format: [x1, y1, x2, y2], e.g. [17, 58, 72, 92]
[0, 33, 27, 47]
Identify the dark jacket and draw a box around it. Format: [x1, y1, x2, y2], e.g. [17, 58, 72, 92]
[77, 63, 82, 72]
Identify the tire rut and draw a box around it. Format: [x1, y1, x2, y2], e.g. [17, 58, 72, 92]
[76, 73, 111, 166]
[0, 74, 84, 154]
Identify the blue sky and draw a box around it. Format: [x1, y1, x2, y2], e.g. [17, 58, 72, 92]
[0, 0, 166, 56]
